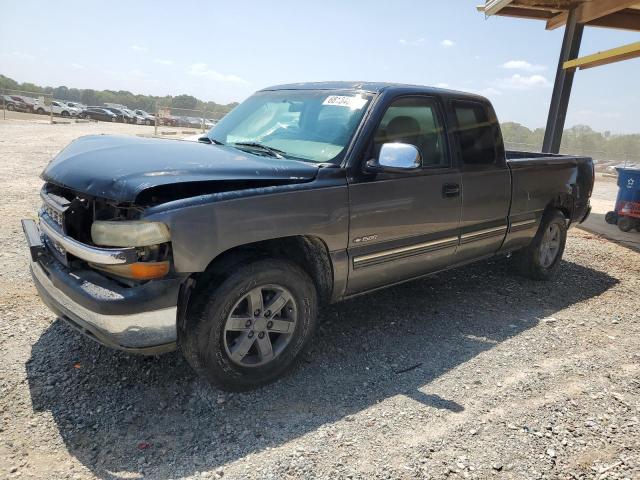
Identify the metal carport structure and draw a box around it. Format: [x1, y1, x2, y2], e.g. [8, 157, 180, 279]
[477, 0, 640, 153]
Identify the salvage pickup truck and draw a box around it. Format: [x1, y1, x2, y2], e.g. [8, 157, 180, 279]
[22, 82, 594, 390]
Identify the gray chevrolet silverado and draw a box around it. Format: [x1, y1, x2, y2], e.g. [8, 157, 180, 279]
[22, 82, 594, 390]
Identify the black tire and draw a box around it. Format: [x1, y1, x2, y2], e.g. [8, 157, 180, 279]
[7, 104, 15, 111]
[145, 119, 151, 126]
[618, 216, 633, 232]
[605, 211, 618, 225]
[36, 108, 45, 115]
[61, 110, 69, 117]
[513, 209, 567, 280]
[180, 258, 318, 391]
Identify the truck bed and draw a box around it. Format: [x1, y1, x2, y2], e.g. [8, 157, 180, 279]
[505, 150, 594, 225]
[506, 150, 591, 165]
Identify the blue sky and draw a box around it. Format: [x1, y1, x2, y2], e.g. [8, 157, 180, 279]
[1, 0, 639, 132]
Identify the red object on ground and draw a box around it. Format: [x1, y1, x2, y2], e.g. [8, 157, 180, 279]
[617, 200, 640, 219]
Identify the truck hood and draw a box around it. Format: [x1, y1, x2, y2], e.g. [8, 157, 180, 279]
[41, 135, 319, 203]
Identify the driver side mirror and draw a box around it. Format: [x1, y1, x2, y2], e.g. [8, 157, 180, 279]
[366, 143, 421, 173]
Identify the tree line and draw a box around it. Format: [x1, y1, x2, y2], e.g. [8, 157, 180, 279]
[0, 74, 238, 118]
[502, 122, 639, 165]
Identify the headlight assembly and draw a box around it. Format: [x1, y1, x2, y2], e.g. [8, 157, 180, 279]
[91, 221, 170, 247]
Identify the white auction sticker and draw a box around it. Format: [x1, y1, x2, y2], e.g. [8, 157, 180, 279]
[322, 95, 367, 109]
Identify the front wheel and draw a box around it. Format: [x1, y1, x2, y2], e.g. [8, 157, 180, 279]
[7, 104, 15, 111]
[180, 258, 318, 391]
[513, 209, 567, 280]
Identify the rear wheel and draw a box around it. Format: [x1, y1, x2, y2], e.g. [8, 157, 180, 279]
[36, 108, 45, 115]
[61, 110, 69, 117]
[145, 119, 151, 126]
[514, 209, 567, 280]
[7, 104, 15, 111]
[180, 258, 318, 391]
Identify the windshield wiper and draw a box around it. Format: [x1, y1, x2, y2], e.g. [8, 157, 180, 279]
[198, 136, 225, 145]
[232, 142, 286, 158]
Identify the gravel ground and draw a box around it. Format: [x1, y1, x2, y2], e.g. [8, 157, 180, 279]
[0, 119, 639, 480]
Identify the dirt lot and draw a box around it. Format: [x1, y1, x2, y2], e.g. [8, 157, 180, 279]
[0, 118, 638, 480]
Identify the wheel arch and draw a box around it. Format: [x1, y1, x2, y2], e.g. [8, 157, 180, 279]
[186, 235, 334, 306]
[544, 192, 574, 222]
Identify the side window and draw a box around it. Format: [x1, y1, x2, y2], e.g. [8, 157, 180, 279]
[453, 101, 498, 166]
[373, 97, 448, 168]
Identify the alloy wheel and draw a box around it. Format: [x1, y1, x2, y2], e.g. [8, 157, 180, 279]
[223, 284, 297, 367]
[539, 223, 561, 268]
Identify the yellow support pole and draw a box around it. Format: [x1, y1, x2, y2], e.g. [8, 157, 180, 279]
[563, 41, 640, 70]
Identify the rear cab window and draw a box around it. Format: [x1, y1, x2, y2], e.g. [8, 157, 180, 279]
[452, 100, 504, 168]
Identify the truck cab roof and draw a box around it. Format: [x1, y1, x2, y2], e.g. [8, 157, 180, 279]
[260, 81, 489, 103]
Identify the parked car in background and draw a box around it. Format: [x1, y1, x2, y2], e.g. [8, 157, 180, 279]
[122, 108, 145, 125]
[103, 107, 132, 123]
[13, 96, 37, 112]
[80, 107, 117, 122]
[187, 117, 200, 128]
[65, 101, 86, 111]
[2, 95, 29, 112]
[34, 100, 74, 117]
[134, 109, 156, 126]
[134, 109, 156, 125]
[159, 114, 178, 127]
[53, 101, 79, 116]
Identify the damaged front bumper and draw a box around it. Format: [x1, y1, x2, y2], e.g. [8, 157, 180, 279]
[22, 219, 180, 354]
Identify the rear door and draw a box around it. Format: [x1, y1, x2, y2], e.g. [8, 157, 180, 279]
[450, 100, 510, 262]
[346, 95, 462, 294]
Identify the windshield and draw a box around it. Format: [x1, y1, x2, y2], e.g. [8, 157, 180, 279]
[207, 90, 372, 163]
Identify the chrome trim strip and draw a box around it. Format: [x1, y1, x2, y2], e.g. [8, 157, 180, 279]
[353, 236, 459, 266]
[510, 219, 537, 228]
[31, 260, 177, 348]
[39, 214, 137, 265]
[460, 225, 507, 240]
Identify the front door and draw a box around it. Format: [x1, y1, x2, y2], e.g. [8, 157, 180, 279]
[346, 96, 462, 294]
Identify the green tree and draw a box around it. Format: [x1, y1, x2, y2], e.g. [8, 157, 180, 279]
[172, 94, 198, 110]
[80, 89, 98, 105]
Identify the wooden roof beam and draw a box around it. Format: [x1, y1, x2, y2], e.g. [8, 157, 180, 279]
[482, 0, 515, 16]
[588, 9, 640, 30]
[546, 0, 640, 30]
[494, 5, 558, 19]
[563, 41, 640, 69]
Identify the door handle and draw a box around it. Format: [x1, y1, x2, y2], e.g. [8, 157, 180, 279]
[443, 183, 461, 198]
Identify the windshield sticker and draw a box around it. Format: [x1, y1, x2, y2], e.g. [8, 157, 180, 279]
[322, 95, 367, 109]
